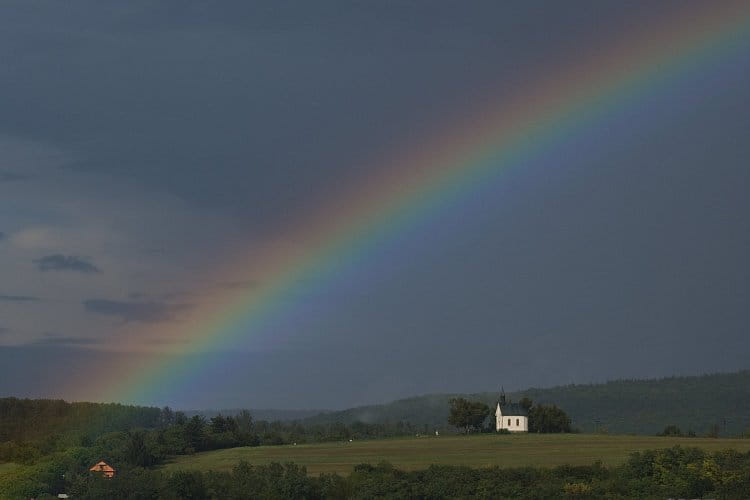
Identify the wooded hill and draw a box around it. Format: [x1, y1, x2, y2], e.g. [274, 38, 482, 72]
[0, 398, 161, 444]
[301, 370, 750, 436]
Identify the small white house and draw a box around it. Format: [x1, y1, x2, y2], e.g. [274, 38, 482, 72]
[495, 390, 528, 432]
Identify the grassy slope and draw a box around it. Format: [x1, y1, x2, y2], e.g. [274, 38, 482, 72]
[0, 462, 22, 482]
[301, 370, 750, 435]
[162, 434, 750, 476]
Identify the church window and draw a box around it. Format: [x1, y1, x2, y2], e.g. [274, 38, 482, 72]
[508, 419, 511, 426]
[516, 418, 519, 426]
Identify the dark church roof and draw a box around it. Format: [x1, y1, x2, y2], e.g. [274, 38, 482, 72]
[498, 402, 528, 417]
[496, 387, 528, 417]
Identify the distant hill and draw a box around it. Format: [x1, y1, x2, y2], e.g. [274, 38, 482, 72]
[301, 370, 750, 436]
[185, 408, 327, 422]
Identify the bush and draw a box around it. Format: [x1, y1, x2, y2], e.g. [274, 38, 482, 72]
[658, 425, 683, 436]
[562, 481, 593, 496]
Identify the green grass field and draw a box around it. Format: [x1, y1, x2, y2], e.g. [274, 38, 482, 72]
[162, 434, 750, 476]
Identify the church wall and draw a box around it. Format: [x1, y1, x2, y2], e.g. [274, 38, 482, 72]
[495, 411, 528, 432]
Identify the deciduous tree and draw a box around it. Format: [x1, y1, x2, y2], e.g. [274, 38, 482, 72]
[447, 398, 490, 434]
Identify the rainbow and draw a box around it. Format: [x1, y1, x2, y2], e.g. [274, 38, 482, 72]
[71, 1, 750, 404]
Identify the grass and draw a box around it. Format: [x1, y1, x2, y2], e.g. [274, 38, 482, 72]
[0, 462, 22, 480]
[162, 433, 750, 476]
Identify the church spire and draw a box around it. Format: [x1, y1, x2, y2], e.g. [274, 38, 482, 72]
[500, 386, 506, 405]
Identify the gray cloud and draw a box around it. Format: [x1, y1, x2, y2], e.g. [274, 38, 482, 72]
[33, 255, 101, 274]
[83, 299, 191, 323]
[0, 232, 5, 241]
[0, 171, 31, 182]
[32, 335, 101, 346]
[0, 327, 8, 335]
[0, 294, 41, 302]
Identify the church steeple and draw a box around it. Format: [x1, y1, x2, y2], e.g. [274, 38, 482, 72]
[499, 386, 506, 405]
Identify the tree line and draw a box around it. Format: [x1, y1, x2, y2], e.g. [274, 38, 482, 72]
[4, 446, 750, 498]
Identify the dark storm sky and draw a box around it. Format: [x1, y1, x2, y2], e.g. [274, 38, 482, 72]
[1, 1, 749, 409]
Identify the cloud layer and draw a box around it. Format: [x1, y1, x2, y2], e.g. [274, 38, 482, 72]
[83, 299, 191, 323]
[0, 171, 31, 182]
[0, 295, 41, 302]
[33, 255, 101, 274]
[32, 335, 101, 346]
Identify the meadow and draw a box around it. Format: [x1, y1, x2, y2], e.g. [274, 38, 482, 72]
[0, 462, 22, 485]
[162, 433, 750, 476]
[0, 463, 21, 476]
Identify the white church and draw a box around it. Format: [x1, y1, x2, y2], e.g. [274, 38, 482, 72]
[495, 389, 528, 432]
